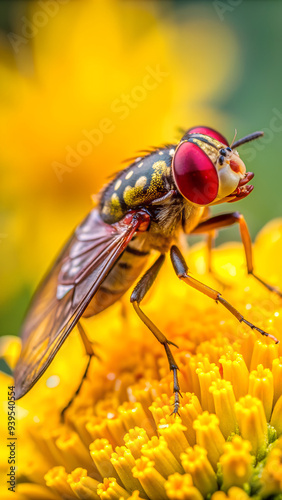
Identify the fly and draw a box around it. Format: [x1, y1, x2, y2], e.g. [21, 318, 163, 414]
[14, 125, 280, 415]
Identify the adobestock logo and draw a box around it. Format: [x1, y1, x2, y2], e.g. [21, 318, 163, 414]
[213, 0, 243, 21]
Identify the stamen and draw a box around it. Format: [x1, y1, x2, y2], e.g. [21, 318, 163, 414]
[196, 361, 221, 413]
[178, 393, 203, 447]
[180, 445, 217, 497]
[272, 357, 282, 406]
[234, 395, 268, 456]
[132, 457, 167, 500]
[249, 364, 274, 421]
[211, 487, 250, 499]
[44, 466, 75, 498]
[118, 402, 155, 437]
[55, 429, 93, 471]
[90, 439, 119, 481]
[219, 351, 249, 400]
[86, 416, 120, 446]
[165, 472, 204, 500]
[149, 394, 173, 425]
[110, 446, 148, 496]
[123, 427, 150, 459]
[219, 436, 253, 492]
[158, 418, 189, 462]
[209, 379, 237, 438]
[107, 416, 128, 447]
[141, 435, 183, 477]
[259, 441, 282, 498]
[193, 412, 225, 470]
[97, 477, 129, 500]
[67, 468, 100, 499]
[270, 395, 282, 436]
[250, 340, 279, 371]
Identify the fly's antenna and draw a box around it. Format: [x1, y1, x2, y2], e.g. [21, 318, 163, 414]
[232, 131, 264, 149]
[230, 129, 237, 147]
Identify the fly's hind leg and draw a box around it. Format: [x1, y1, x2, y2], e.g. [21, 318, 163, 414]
[170, 245, 279, 344]
[130, 254, 181, 415]
[61, 322, 96, 421]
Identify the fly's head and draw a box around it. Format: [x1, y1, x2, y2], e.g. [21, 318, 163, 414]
[171, 126, 262, 207]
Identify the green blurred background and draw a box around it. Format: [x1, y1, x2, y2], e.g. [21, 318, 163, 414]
[0, 0, 282, 338]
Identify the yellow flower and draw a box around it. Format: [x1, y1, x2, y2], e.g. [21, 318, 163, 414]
[1, 219, 282, 499]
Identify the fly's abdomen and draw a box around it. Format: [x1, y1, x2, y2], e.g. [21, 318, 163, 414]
[100, 147, 175, 224]
[83, 238, 150, 317]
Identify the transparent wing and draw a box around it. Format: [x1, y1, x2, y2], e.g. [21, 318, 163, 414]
[14, 208, 146, 399]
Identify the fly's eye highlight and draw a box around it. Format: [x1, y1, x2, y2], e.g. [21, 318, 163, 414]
[226, 147, 232, 152]
[219, 148, 226, 156]
[172, 141, 219, 205]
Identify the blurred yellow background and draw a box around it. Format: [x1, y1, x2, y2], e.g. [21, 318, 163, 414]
[0, 0, 282, 336]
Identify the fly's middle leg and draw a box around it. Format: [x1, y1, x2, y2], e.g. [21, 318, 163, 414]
[130, 254, 182, 415]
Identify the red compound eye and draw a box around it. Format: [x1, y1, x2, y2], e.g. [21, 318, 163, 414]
[172, 141, 219, 205]
[187, 126, 229, 146]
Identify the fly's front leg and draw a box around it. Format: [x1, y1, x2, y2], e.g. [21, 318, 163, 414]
[170, 245, 279, 344]
[192, 212, 282, 297]
[61, 322, 96, 421]
[130, 254, 182, 415]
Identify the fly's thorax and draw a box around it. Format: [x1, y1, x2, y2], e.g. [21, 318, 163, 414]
[99, 147, 175, 224]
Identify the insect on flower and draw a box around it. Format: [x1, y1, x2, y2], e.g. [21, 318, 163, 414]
[14, 126, 281, 414]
